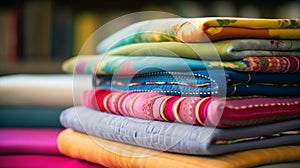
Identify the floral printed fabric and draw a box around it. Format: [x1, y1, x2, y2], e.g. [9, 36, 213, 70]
[59, 106, 300, 155]
[81, 89, 300, 127]
[62, 55, 300, 75]
[97, 17, 300, 53]
[105, 40, 300, 60]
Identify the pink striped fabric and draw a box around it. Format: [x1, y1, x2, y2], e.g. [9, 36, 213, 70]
[81, 89, 300, 127]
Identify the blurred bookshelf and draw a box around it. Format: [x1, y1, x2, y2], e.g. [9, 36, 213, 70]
[0, 0, 299, 75]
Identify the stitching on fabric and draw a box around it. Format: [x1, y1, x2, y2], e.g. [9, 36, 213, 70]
[214, 130, 300, 145]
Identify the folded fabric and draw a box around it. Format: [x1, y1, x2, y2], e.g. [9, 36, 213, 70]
[94, 70, 300, 96]
[0, 128, 62, 155]
[60, 106, 300, 155]
[0, 106, 63, 128]
[0, 74, 92, 107]
[82, 89, 300, 127]
[97, 17, 300, 53]
[58, 129, 300, 168]
[105, 40, 300, 60]
[0, 155, 101, 168]
[62, 55, 300, 74]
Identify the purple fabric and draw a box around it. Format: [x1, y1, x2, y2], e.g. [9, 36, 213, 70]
[0, 128, 62, 155]
[0, 155, 102, 168]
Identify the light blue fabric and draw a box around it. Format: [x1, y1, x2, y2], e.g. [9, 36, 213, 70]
[97, 18, 184, 53]
[60, 106, 300, 155]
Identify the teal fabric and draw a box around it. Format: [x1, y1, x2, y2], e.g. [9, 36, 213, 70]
[64, 55, 300, 75]
[0, 106, 64, 128]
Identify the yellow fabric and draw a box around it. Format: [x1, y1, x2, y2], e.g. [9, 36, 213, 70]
[58, 129, 300, 168]
[172, 18, 300, 42]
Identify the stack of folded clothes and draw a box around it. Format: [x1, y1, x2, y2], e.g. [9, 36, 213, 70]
[60, 17, 300, 168]
[0, 75, 100, 167]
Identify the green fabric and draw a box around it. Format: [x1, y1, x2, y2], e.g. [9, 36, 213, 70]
[63, 55, 246, 75]
[105, 40, 300, 60]
[0, 106, 64, 128]
[106, 41, 229, 60]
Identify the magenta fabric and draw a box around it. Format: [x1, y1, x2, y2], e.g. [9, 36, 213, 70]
[0, 128, 62, 155]
[82, 89, 300, 127]
[0, 155, 102, 168]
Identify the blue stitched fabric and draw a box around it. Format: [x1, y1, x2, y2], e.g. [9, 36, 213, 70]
[93, 70, 300, 97]
[60, 106, 300, 155]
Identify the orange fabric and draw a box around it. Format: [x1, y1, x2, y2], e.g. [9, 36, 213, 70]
[58, 129, 300, 168]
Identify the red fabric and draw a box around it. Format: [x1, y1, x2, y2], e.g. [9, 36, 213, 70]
[195, 97, 211, 126]
[164, 96, 181, 122]
[208, 97, 300, 127]
[95, 89, 111, 112]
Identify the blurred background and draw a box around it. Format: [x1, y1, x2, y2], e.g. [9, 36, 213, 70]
[0, 0, 299, 74]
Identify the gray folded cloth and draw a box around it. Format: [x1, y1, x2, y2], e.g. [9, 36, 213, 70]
[60, 106, 300, 155]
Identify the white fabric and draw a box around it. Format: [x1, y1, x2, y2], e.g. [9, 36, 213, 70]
[0, 74, 92, 107]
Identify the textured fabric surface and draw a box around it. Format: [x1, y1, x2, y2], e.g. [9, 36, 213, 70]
[94, 70, 300, 96]
[96, 17, 300, 53]
[62, 55, 300, 74]
[0, 155, 102, 168]
[105, 40, 300, 60]
[82, 89, 300, 127]
[0, 106, 63, 128]
[0, 74, 92, 107]
[58, 129, 300, 168]
[60, 106, 300, 155]
[0, 128, 62, 155]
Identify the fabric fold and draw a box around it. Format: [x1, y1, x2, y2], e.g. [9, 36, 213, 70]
[62, 55, 300, 74]
[97, 17, 300, 53]
[105, 40, 300, 60]
[0, 155, 101, 168]
[0, 128, 62, 155]
[94, 70, 300, 96]
[60, 106, 300, 155]
[81, 89, 300, 127]
[0, 74, 92, 107]
[58, 129, 300, 168]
